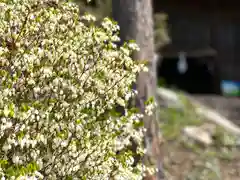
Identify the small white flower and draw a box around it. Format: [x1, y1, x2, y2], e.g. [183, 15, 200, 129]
[29, 14, 35, 20]
[143, 66, 149, 72]
[12, 155, 20, 164]
[1, 117, 6, 123]
[2, 143, 11, 152]
[35, 171, 44, 179]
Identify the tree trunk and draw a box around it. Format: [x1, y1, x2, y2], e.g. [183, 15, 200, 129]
[112, 1, 164, 179]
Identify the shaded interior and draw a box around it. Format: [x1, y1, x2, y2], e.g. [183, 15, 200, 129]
[157, 57, 221, 94]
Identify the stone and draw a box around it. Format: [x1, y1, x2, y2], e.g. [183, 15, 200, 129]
[183, 126, 213, 146]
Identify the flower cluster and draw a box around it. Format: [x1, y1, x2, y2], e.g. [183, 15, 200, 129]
[0, 0, 149, 179]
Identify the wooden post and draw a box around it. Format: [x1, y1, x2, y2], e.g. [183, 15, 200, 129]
[112, 0, 165, 179]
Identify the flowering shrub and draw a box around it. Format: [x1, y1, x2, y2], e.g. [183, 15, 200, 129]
[0, 0, 150, 179]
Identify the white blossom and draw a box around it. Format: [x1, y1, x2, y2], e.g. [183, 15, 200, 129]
[0, 0, 152, 179]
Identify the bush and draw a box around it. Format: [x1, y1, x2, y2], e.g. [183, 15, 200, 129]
[0, 0, 149, 179]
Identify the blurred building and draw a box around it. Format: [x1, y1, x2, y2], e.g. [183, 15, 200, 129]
[154, 0, 240, 95]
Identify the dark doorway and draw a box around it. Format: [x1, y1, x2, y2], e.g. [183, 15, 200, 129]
[157, 57, 221, 94]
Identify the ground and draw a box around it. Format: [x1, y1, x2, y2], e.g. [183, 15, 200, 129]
[162, 139, 240, 180]
[159, 95, 240, 180]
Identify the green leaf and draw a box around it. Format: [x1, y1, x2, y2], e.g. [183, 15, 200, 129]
[144, 96, 154, 105]
[21, 103, 30, 112]
[9, 103, 15, 117]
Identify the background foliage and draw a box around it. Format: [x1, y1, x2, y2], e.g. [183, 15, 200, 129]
[74, 0, 170, 50]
